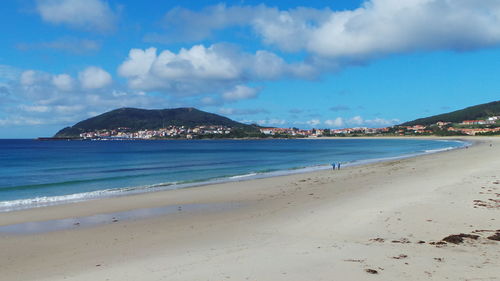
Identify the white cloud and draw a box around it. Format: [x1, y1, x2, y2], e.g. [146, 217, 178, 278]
[78, 66, 112, 89]
[145, 4, 254, 43]
[252, 51, 288, 79]
[325, 117, 344, 127]
[335, 116, 400, 127]
[19, 105, 51, 113]
[149, 4, 330, 50]
[0, 116, 45, 126]
[52, 74, 74, 91]
[36, 0, 118, 32]
[257, 119, 286, 126]
[348, 116, 364, 126]
[306, 0, 500, 58]
[160, 1, 500, 61]
[0, 65, 21, 82]
[1, 66, 167, 129]
[20, 70, 47, 86]
[118, 45, 239, 93]
[118, 45, 305, 96]
[364, 117, 400, 127]
[200, 96, 218, 105]
[307, 119, 321, 126]
[53, 104, 85, 113]
[218, 108, 268, 115]
[222, 85, 259, 101]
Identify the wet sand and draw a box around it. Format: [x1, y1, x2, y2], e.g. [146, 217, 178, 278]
[0, 136, 499, 280]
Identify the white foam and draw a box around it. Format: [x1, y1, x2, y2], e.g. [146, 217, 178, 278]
[230, 173, 258, 179]
[0, 140, 468, 212]
[424, 146, 454, 153]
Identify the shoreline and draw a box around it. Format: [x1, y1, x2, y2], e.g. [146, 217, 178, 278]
[34, 135, 485, 141]
[0, 137, 467, 213]
[0, 138, 468, 234]
[0, 136, 498, 280]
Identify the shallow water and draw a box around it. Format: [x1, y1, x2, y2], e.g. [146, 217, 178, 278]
[0, 139, 465, 211]
[0, 202, 240, 234]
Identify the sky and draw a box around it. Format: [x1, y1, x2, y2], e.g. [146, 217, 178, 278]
[1, 0, 500, 138]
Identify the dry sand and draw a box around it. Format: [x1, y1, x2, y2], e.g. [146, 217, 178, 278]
[0, 137, 499, 281]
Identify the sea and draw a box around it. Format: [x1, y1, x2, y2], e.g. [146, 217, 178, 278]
[0, 138, 466, 212]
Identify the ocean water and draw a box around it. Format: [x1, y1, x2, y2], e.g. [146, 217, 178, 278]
[0, 139, 465, 211]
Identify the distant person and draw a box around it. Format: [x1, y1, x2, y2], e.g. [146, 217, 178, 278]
[337, 162, 341, 170]
[331, 163, 336, 170]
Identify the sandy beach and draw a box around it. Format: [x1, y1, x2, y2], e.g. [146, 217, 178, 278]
[0, 137, 499, 281]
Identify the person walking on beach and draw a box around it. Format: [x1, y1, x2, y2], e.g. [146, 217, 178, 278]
[337, 162, 341, 170]
[331, 163, 336, 170]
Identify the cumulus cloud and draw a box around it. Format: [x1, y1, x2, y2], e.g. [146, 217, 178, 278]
[200, 96, 219, 106]
[36, 0, 118, 32]
[52, 74, 74, 91]
[292, 116, 400, 128]
[78, 66, 112, 89]
[344, 115, 401, 127]
[159, 1, 500, 61]
[118, 44, 307, 97]
[364, 117, 400, 126]
[118, 45, 238, 94]
[348, 116, 364, 126]
[20, 70, 47, 86]
[148, 4, 330, 48]
[218, 108, 269, 115]
[145, 4, 255, 43]
[257, 119, 286, 126]
[325, 118, 344, 127]
[307, 0, 500, 58]
[17, 37, 100, 54]
[0, 116, 46, 126]
[307, 119, 321, 126]
[0, 66, 167, 128]
[0, 65, 21, 82]
[222, 85, 259, 101]
[19, 105, 51, 113]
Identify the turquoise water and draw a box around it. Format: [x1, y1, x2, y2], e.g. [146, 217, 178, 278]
[0, 139, 465, 211]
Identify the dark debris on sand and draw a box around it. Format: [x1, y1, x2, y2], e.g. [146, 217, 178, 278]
[391, 238, 410, 244]
[429, 241, 446, 246]
[487, 232, 500, 241]
[365, 269, 378, 274]
[442, 233, 479, 244]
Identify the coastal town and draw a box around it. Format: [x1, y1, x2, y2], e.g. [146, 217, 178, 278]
[258, 116, 500, 137]
[78, 116, 500, 140]
[79, 125, 234, 140]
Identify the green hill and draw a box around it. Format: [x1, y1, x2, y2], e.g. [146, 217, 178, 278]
[54, 107, 258, 137]
[401, 101, 500, 126]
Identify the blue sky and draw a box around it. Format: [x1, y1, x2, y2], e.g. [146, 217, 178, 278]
[1, 0, 500, 138]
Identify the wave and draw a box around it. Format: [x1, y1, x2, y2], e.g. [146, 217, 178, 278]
[230, 173, 258, 179]
[0, 166, 330, 212]
[424, 146, 455, 153]
[0, 140, 468, 212]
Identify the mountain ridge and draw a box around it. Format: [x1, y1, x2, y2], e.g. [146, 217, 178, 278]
[400, 100, 500, 126]
[54, 107, 257, 137]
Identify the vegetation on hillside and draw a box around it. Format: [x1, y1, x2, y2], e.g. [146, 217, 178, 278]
[401, 101, 500, 126]
[55, 107, 259, 137]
